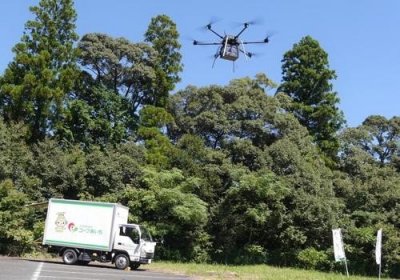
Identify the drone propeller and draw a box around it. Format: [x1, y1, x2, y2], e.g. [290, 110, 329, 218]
[246, 52, 254, 58]
[211, 47, 221, 68]
[233, 17, 264, 28]
[197, 17, 221, 31]
[196, 17, 224, 39]
[233, 18, 265, 39]
[239, 48, 261, 59]
[182, 35, 197, 43]
[263, 32, 275, 43]
[247, 51, 263, 58]
[207, 53, 219, 59]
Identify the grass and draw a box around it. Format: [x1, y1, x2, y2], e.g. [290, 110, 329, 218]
[21, 252, 388, 280]
[148, 262, 384, 280]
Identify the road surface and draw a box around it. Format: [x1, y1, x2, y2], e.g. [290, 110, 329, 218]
[0, 257, 190, 280]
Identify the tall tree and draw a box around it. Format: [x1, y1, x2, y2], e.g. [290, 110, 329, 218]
[138, 105, 176, 169]
[362, 115, 400, 165]
[144, 15, 183, 107]
[278, 36, 344, 161]
[77, 33, 157, 115]
[0, 0, 79, 142]
[340, 115, 400, 166]
[168, 74, 278, 151]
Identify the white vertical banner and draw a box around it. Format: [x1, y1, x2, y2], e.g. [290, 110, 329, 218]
[332, 228, 349, 277]
[376, 229, 382, 265]
[332, 228, 346, 261]
[376, 229, 383, 280]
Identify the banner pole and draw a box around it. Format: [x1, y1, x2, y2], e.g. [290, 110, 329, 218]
[378, 263, 381, 280]
[344, 258, 349, 278]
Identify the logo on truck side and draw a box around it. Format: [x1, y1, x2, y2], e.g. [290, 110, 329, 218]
[55, 212, 68, 232]
[68, 222, 78, 232]
[54, 212, 103, 235]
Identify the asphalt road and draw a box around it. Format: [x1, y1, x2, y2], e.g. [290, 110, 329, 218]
[0, 257, 190, 280]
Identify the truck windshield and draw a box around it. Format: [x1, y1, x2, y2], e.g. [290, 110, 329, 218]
[120, 227, 140, 244]
[140, 226, 153, 242]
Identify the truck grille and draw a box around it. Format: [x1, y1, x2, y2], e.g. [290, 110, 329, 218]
[145, 252, 154, 259]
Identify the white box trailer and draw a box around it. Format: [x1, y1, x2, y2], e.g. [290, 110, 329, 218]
[43, 198, 156, 270]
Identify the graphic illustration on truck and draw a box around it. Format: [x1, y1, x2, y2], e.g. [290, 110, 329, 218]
[54, 212, 67, 232]
[43, 198, 156, 270]
[67, 222, 77, 232]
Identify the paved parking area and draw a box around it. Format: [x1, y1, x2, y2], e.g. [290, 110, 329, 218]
[0, 257, 190, 280]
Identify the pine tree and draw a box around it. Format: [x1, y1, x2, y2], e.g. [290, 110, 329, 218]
[0, 0, 79, 142]
[278, 36, 344, 161]
[144, 15, 183, 107]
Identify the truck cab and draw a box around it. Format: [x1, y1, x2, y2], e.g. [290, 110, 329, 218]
[113, 224, 156, 269]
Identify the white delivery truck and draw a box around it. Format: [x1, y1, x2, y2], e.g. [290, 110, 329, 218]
[43, 198, 156, 270]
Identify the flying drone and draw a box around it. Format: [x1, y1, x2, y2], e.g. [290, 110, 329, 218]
[193, 20, 270, 69]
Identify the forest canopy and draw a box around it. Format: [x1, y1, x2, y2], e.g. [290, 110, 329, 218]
[1, 0, 400, 277]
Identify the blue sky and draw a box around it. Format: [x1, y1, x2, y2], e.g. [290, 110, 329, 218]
[1, 1, 399, 127]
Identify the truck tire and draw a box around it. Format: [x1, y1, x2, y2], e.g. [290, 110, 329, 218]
[114, 254, 129, 270]
[62, 249, 78, 265]
[130, 262, 140, 270]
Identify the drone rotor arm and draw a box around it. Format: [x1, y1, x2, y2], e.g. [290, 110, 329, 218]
[241, 40, 269, 45]
[207, 25, 224, 39]
[193, 41, 223, 46]
[234, 23, 249, 39]
[242, 34, 271, 45]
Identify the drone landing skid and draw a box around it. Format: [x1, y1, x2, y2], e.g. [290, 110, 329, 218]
[211, 57, 236, 73]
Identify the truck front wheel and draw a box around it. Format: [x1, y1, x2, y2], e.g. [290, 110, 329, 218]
[62, 249, 78, 265]
[114, 254, 129, 270]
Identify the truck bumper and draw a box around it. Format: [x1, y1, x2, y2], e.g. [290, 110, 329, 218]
[139, 252, 154, 264]
[139, 258, 152, 264]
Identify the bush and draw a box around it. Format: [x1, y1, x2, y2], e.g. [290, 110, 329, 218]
[232, 245, 267, 264]
[0, 180, 36, 255]
[297, 247, 329, 270]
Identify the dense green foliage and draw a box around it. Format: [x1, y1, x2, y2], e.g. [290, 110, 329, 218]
[0, 0, 79, 142]
[278, 36, 345, 162]
[144, 14, 183, 107]
[1, 1, 400, 278]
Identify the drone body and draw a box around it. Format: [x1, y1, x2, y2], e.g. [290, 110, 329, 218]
[219, 35, 240, 61]
[193, 22, 270, 68]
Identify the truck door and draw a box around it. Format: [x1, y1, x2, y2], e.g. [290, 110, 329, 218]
[114, 226, 141, 261]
